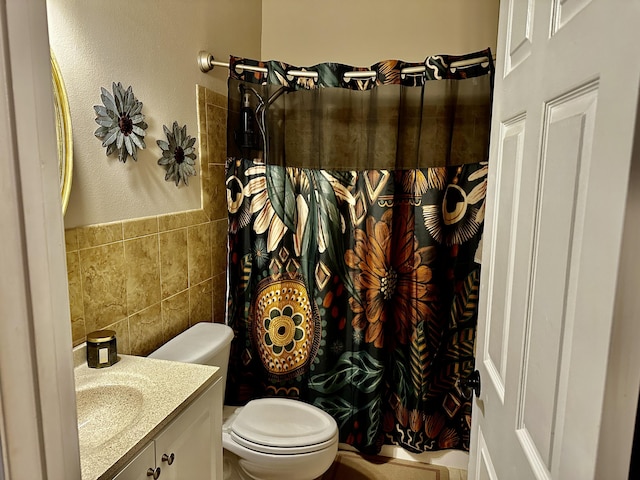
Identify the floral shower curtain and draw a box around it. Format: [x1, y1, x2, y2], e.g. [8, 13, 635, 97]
[225, 50, 493, 454]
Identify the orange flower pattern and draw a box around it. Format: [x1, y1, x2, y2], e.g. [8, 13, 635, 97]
[346, 208, 437, 349]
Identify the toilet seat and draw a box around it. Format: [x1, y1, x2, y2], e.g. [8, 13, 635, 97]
[229, 398, 338, 455]
[230, 432, 338, 455]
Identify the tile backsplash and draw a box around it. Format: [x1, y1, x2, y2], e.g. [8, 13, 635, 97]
[65, 86, 228, 355]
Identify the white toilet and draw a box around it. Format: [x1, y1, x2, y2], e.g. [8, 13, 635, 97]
[149, 322, 339, 480]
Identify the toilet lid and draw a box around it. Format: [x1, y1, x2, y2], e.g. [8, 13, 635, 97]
[230, 398, 338, 453]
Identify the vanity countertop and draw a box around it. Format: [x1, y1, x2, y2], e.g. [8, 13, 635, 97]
[73, 347, 219, 480]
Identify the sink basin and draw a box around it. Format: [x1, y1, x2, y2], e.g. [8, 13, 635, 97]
[76, 384, 145, 450]
[76, 370, 149, 451]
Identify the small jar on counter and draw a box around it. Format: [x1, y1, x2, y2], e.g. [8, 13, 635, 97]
[86, 330, 118, 368]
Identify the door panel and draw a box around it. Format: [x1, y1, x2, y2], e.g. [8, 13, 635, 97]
[518, 83, 598, 474]
[505, 0, 534, 74]
[485, 115, 526, 403]
[551, 0, 592, 34]
[475, 429, 499, 480]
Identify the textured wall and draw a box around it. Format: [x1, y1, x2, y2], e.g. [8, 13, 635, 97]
[261, 0, 499, 66]
[47, 0, 261, 228]
[65, 87, 228, 354]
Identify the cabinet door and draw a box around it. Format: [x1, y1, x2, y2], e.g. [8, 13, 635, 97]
[112, 442, 157, 480]
[154, 379, 222, 480]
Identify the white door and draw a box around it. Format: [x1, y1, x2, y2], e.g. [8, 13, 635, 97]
[469, 0, 640, 479]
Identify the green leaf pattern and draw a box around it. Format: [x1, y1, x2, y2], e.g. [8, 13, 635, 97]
[309, 351, 384, 394]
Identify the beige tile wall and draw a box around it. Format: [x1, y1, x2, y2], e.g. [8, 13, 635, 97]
[65, 86, 228, 355]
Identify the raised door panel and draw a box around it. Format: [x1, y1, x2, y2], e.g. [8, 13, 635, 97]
[504, 0, 534, 75]
[473, 429, 499, 480]
[154, 380, 222, 480]
[551, 0, 593, 34]
[484, 115, 526, 403]
[112, 442, 156, 480]
[516, 82, 598, 478]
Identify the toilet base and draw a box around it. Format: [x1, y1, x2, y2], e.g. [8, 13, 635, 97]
[223, 448, 331, 480]
[222, 450, 248, 480]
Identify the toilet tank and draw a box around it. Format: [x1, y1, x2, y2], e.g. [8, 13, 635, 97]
[149, 322, 233, 398]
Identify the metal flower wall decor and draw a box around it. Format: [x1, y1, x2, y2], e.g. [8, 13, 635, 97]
[94, 82, 147, 163]
[157, 121, 197, 187]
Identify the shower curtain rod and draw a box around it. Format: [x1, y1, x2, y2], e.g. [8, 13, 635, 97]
[197, 51, 494, 79]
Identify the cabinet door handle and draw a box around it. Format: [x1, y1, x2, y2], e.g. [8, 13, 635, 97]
[146, 467, 161, 478]
[161, 453, 175, 465]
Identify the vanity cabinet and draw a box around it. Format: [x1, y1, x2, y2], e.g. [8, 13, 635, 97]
[112, 379, 222, 480]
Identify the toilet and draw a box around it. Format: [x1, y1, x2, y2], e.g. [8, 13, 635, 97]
[149, 322, 339, 480]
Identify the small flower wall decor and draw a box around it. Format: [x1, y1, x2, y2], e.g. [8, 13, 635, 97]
[94, 82, 147, 163]
[157, 121, 197, 187]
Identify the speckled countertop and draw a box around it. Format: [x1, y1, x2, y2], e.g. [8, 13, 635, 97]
[73, 345, 219, 480]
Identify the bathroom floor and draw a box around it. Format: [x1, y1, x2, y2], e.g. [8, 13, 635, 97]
[320, 451, 467, 480]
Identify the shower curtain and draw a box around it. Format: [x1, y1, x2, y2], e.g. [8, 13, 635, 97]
[225, 50, 493, 454]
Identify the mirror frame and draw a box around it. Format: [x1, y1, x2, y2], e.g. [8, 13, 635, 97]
[51, 50, 73, 214]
